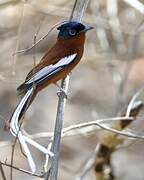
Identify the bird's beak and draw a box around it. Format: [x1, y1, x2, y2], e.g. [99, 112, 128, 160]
[83, 25, 94, 32]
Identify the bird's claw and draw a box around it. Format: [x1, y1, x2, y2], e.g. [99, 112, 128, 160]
[57, 90, 68, 99]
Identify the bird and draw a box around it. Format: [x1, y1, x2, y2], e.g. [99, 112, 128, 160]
[4, 21, 93, 130]
[17, 21, 93, 95]
[4, 21, 93, 173]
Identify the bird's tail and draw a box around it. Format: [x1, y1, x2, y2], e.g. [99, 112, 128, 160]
[9, 87, 36, 172]
[7, 87, 54, 173]
[4, 86, 35, 131]
[17, 83, 33, 96]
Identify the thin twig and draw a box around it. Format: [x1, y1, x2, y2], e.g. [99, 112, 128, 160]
[0, 161, 43, 178]
[48, 76, 70, 180]
[10, 137, 18, 180]
[35, 115, 144, 140]
[13, 21, 67, 56]
[22, 116, 137, 140]
[76, 100, 143, 180]
[94, 101, 143, 180]
[22, 124, 100, 141]
[12, 1, 25, 75]
[10, 123, 25, 180]
[76, 144, 99, 180]
[69, 0, 78, 21]
[0, 163, 6, 180]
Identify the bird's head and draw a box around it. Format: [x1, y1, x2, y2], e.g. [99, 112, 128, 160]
[57, 21, 93, 39]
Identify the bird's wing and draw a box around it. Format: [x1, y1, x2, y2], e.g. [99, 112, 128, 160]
[25, 53, 77, 84]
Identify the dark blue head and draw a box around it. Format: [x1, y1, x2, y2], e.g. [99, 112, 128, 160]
[57, 21, 93, 39]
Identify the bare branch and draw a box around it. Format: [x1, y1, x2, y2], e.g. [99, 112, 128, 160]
[0, 163, 6, 180]
[69, 0, 78, 21]
[46, 0, 91, 179]
[13, 21, 67, 56]
[76, 144, 99, 180]
[0, 161, 43, 178]
[12, 1, 25, 75]
[48, 76, 70, 180]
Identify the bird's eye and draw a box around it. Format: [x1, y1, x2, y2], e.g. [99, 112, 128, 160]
[69, 29, 77, 36]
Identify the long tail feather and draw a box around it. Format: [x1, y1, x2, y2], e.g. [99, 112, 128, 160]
[9, 87, 53, 172]
[17, 83, 32, 96]
[10, 87, 36, 173]
[17, 131, 36, 173]
[10, 87, 34, 132]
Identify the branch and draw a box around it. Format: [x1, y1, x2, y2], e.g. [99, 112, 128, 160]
[13, 21, 67, 56]
[47, 76, 70, 180]
[0, 163, 6, 180]
[0, 161, 43, 178]
[45, 0, 91, 180]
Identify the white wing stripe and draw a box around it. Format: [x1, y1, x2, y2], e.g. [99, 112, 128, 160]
[25, 53, 77, 84]
[26, 66, 53, 84]
[53, 53, 77, 68]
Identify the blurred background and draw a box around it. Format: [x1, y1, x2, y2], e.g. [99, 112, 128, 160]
[0, 0, 144, 179]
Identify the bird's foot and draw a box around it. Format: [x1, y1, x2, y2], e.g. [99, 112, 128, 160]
[57, 90, 68, 99]
[55, 83, 68, 99]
